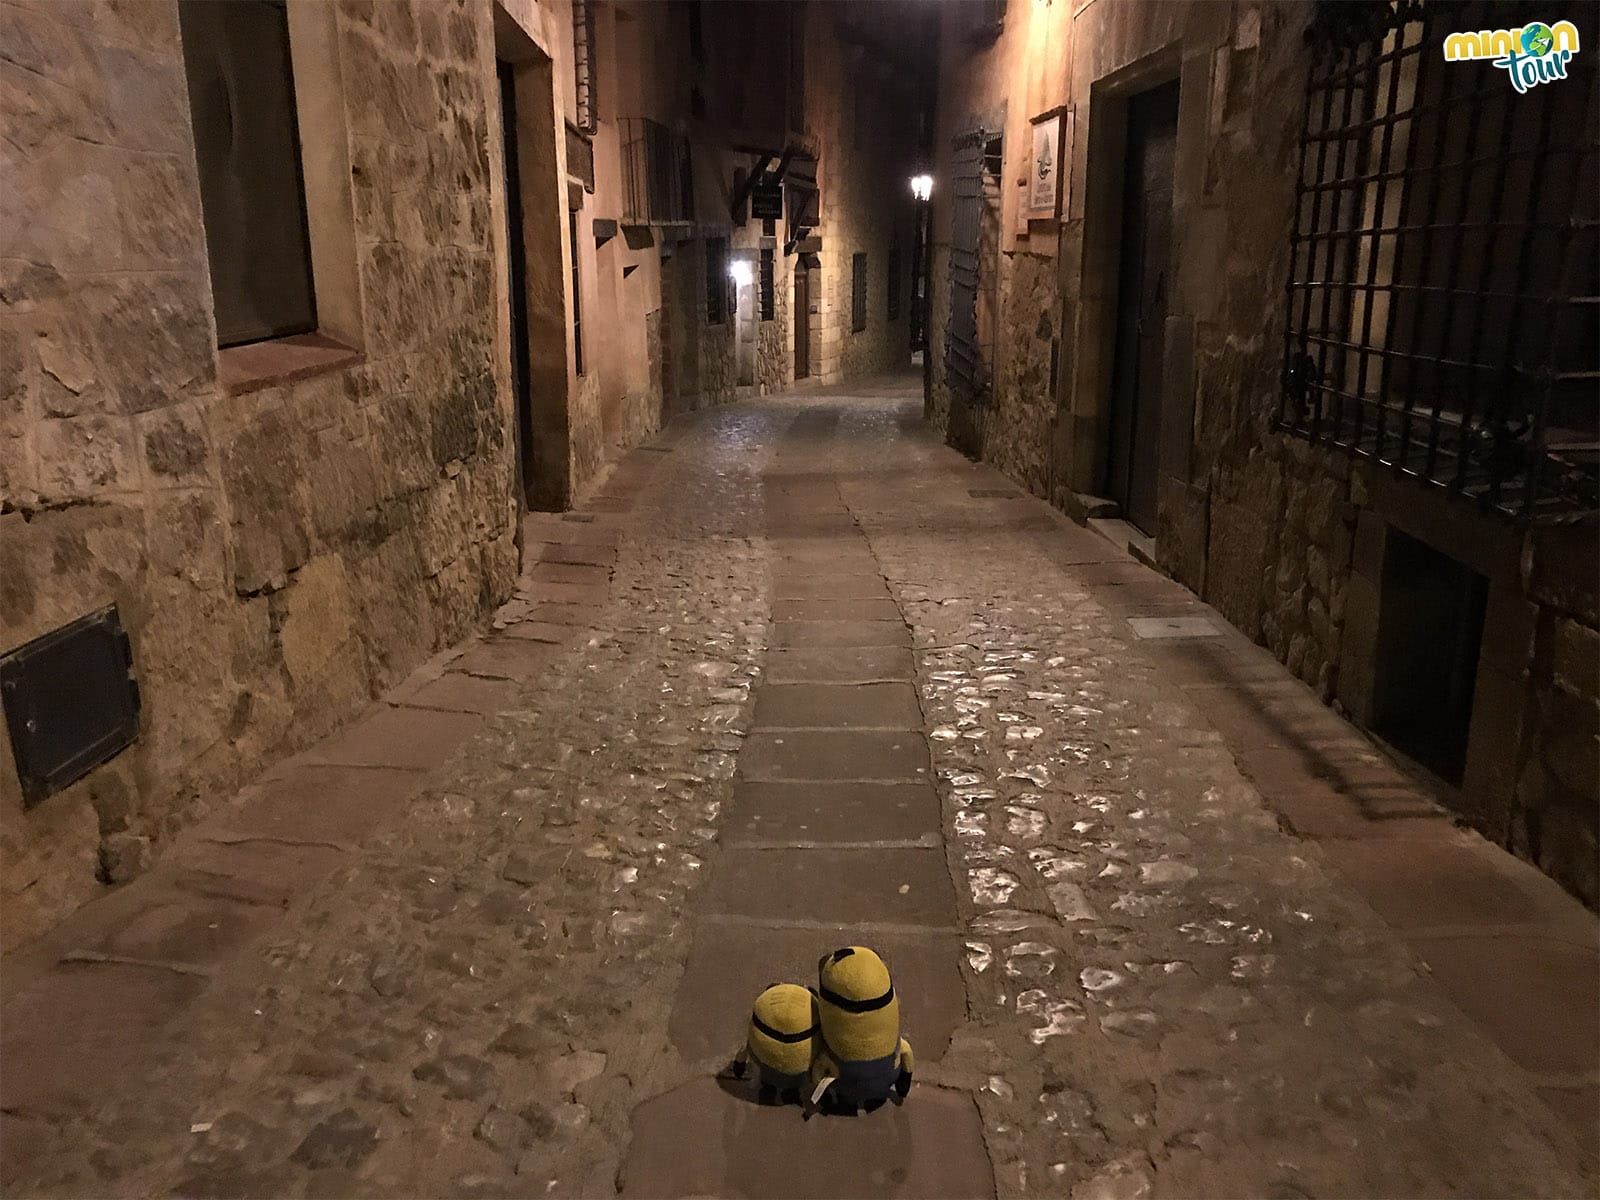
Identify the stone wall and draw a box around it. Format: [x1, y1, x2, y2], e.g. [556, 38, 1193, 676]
[0, 0, 519, 947]
[807, 4, 919, 384]
[926, 0, 1598, 908]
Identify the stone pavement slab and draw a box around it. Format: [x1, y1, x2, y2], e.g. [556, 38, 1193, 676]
[771, 574, 891, 601]
[753, 682, 923, 729]
[1320, 834, 1588, 935]
[447, 637, 565, 683]
[740, 731, 930, 781]
[531, 542, 616, 568]
[621, 1079, 992, 1200]
[766, 646, 915, 683]
[725, 782, 942, 845]
[773, 620, 911, 648]
[1407, 933, 1600, 1076]
[394, 672, 519, 715]
[301, 705, 482, 770]
[771, 597, 903, 622]
[707, 847, 958, 927]
[210, 764, 422, 845]
[0, 961, 205, 1117]
[669, 922, 966, 1064]
[498, 619, 582, 643]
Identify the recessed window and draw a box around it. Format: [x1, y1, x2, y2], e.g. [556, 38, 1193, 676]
[1371, 528, 1488, 783]
[707, 237, 729, 325]
[179, 0, 316, 348]
[851, 252, 868, 333]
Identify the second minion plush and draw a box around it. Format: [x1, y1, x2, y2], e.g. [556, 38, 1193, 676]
[809, 946, 914, 1115]
[727, 982, 818, 1105]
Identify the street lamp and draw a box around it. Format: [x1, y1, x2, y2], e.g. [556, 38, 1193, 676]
[909, 173, 933, 202]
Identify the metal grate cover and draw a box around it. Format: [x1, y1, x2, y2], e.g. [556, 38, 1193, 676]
[1280, 0, 1598, 523]
[1, 605, 140, 807]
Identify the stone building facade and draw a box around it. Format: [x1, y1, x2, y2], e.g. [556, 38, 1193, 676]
[926, 0, 1598, 906]
[0, 0, 926, 946]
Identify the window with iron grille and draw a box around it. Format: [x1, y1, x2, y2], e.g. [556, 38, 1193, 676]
[851, 252, 868, 332]
[573, 0, 597, 133]
[1281, 0, 1597, 522]
[760, 249, 775, 321]
[887, 244, 902, 320]
[620, 118, 695, 224]
[706, 237, 729, 325]
[179, 0, 316, 348]
[569, 208, 585, 376]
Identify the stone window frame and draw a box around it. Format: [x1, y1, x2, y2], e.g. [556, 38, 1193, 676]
[182, 1, 365, 393]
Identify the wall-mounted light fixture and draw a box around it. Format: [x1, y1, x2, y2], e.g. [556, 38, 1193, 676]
[910, 174, 934, 202]
[728, 260, 754, 287]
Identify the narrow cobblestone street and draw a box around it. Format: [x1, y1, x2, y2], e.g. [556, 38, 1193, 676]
[2, 378, 1594, 1199]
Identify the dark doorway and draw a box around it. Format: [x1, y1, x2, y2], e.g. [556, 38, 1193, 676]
[1105, 80, 1178, 535]
[794, 263, 810, 379]
[498, 60, 536, 508]
[1371, 529, 1488, 784]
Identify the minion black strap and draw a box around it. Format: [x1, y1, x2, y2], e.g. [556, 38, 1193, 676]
[819, 984, 895, 1014]
[752, 1015, 818, 1044]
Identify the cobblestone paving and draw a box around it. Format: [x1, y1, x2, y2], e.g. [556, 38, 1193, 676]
[3, 380, 1594, 1199]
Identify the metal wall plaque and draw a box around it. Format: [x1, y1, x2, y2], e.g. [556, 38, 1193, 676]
[1, 605, 141, 807]
[751, 181, 784, 220]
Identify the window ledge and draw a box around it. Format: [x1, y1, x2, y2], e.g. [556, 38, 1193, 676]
[218, 333, 363, 395]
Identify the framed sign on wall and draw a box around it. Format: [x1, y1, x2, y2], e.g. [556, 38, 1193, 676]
[1027, 111, 1067, 218]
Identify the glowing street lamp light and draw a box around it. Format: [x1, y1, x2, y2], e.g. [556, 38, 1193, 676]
[909, 174, 933, 202]
[728, 260, 754, 287]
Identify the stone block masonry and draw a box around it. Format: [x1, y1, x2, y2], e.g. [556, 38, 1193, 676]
[0, 0, 518, 948]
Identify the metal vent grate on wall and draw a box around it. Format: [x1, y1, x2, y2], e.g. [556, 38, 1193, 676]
[1, 606, 141, 807]
[1280, 0, 1598, 523]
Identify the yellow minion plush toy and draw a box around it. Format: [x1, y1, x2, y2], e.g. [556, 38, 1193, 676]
[809, 946, 914, 1115]
[727, 982, 818, 1105]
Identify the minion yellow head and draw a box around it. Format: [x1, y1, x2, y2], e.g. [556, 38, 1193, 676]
[746, 982, 818, 1080]
[816, 946, 901, 1064]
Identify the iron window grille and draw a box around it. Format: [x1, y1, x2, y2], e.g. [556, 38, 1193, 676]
[947, 128, 1003, 406]
[760, 248, 776, 321]
[851, 252, 868, 332]
[569, 208, 585, 376]
[1281, 0, 1598, 523]
[620, 118, 695, 225]
[706, 237, 729, 325]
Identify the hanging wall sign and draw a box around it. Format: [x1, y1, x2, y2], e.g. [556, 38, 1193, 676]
[1027, 112, 1064, 218]
[751, 181, 784, 220]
